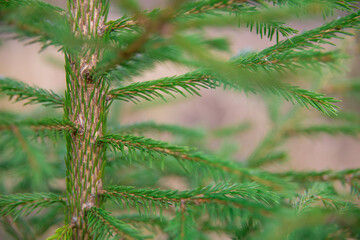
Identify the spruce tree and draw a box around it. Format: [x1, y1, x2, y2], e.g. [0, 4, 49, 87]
[0, 0, 360, 239]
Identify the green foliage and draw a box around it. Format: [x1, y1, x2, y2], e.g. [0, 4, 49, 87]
[101, 134, 258, 181]
[0, 192, 64, 219]
[47, 225, 72, 240]
[1, 0, 360, 239]
[102, 182, 278, 215]
[108, 73, 217, 103]
[87, 207, 149, 239]
[0, 0, 68, 50]
[0, 117, 74, 133]
[0, 78, 63, 108]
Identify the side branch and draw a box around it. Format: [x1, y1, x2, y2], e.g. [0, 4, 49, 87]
[108, 74, 216, 103]
[100, 134, 282, 187]
[101, 134, 242, 175]
[87, 207, 148, 239]
[0, 0, 68, 49]
[284, 124, 360, 136]
[0, 78, 64, 108]
[101, 182, 275, 214]
[0, 118, 75, 132]
[239, 10, 360, 66]
[277, 168, 360, 183]
[108, 71, 339, 115]
[0, 192, 65, 219]
[103, 0, 248, 34]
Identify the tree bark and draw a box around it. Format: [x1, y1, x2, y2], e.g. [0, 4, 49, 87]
[64, 1, 108, 239]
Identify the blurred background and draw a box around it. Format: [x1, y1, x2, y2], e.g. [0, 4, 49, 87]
[1, 1, 360, 239]
[0, 0, 359, 180]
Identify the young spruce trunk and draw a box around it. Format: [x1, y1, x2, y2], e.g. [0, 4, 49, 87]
[65, 1, 107, 238]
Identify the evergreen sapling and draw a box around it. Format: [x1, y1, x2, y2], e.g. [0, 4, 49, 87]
[0, 0, 360, 239]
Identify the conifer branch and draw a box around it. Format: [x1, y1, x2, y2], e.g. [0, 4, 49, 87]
[105, 1, 298, 44]
[1, 0, 360, 238]
[0, 118, 75, 132]
[101, 134, 246, 177]
[0, 0, 68, 49]
[176, 0, 248, 16]
[175, 1, 300, 42]
[97, 3, 181, 74]
[234, 10, 360, 68]
[116, 214, 169, 230]
[215, 67, 340, 115]
[100, 134, 284, 188]
[277, 168, 360, 183]
[0, 0, 64, 11]
[1, 216, 24, 240]
[0, 78, 64, 108]
[244, 83, 339, 115]
[87, 207, 149, 240]
[234, 50, 341, 73]
[176, 0, 357, 17]
[108, 73, 216, 102]
[293, 185, 356, 213]
[0, 192, 65, 219]
[11, 125, 42, 174]
[105, 17, 138, 33]
[109, 71, 339, 115]
[47, 225, 73, 240]
[102, 182, 275, 213]
[104, 0, 356, 32]
[169, 204, 197, 240]
[284, 124, 360, 136]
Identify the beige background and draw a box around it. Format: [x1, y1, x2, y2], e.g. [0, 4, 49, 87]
[0, 1, 359, 179]
[1, 1, 360, 239]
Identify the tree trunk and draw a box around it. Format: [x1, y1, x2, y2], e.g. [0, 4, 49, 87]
[64, 1, 108, 239]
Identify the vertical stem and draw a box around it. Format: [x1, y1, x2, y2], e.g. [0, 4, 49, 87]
[64, 1, 109, 239]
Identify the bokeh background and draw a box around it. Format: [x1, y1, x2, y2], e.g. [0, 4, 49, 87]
[1, 0, 359, 172]
[1, 1, 360, 239]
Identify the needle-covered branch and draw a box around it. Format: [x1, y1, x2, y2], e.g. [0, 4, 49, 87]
[233, 50, 342, 73]
[176, 0, 357, 16]
[106, 0, 356, 41]
[284, 124, 360, 136]
[108, 73, 217, 103]
[175, 1, 299, 42]
[87, 207, 149, 240]
[47, 225, 73, 240]
[100, 134, 285, 188]
[0, 192, 65, 219]
[232, 80, 339, 115]
[277, 168, 360, 183]
[293, 184, 357, 213]
[109, 71, 339, 115]
[0, 78, 64, 108]
[101, 134, 243, 175]
[116, 214, 169, 231]
[102, 182, 277, 214]
[0, 118, 75, 133]
[97, 3, 181, 75]
[234, 10, 360, 68]
[0, 0, 69, 50]
[277, 169, 360, 198]
[103, 6, 357, 116]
